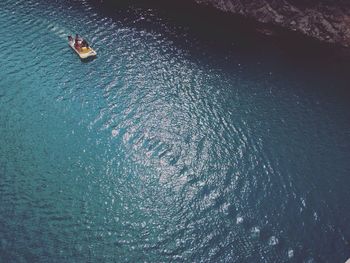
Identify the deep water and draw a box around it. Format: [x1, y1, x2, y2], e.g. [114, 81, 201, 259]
[0, 0, 350, 262]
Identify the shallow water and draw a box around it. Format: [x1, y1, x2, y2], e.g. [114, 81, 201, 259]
[0, 0, 350, 262]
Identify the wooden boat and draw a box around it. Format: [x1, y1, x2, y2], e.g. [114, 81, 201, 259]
[68, 37, 96, 59]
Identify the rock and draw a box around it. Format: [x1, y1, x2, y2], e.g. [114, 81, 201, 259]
[193, 0, 350, 47]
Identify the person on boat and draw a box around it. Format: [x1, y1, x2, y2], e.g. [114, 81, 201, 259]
[74, 34, 81, 50]
[81, 39, 89, 48]
[74, 39, 81, 51]
[75, 34, 81, 42]
[68, 35, 73, 42]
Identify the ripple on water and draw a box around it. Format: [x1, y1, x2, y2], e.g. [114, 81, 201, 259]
[1, 0, 350, 262]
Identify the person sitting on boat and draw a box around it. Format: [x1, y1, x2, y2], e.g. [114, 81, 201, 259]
[81, 39, 89, 48]
[68, 35, 73, 42]
[75, 34, 81, 42]
[74, 39, 81, 51]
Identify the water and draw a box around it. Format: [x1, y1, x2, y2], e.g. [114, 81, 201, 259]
[1, 0, 350, 262]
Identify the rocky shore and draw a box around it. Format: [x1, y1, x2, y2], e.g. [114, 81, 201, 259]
[194, 0, 350, 47]
[96, 0, 350, 48]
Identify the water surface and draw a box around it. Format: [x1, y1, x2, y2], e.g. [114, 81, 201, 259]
[0, 0, 350, 262]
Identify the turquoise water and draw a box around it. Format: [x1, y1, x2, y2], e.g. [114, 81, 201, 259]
[1, 0, 350, 262]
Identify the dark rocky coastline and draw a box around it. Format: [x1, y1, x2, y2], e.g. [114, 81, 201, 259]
[195, 0, 350, 47]
[97, 0, 350, 48]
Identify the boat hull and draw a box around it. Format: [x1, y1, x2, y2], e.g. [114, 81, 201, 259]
[68, 40, 96, 59]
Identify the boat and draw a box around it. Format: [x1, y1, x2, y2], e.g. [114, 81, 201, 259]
[68, 36, 96, 59]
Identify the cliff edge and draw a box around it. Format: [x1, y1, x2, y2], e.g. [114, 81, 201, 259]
[194, 0, 350, 47]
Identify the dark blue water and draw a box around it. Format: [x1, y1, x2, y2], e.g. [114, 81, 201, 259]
[1, 0, 350, 262]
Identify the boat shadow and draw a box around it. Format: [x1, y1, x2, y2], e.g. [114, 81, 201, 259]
[81, 56, 97, 63]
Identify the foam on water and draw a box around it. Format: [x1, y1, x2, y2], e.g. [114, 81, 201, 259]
[0, 0, 350, 262]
